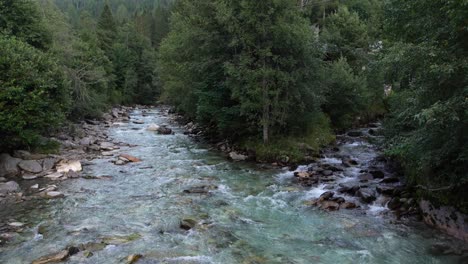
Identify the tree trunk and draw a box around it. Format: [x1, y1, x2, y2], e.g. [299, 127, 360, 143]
[262, 60, 269, 145]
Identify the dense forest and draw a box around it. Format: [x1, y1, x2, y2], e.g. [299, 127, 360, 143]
[0, 0, 466, 213]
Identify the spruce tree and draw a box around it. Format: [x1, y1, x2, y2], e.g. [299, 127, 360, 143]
[97, 2, 116, 56]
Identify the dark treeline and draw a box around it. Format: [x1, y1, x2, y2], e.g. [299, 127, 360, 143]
[0, 0, 466, 211]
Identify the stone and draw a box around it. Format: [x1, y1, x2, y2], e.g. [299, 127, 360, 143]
[79, 137, 93, 146]
[347, 131, 363, 137]
[380, 177, 399, 183]
[0, 154, 21, 177]
[146, 124, 160, 131]
[320, 201, 340, 211]
[8, 222, 25, 227]
[101, 151, 116, 156]
[229, 152, 248, 161]
[180, 218, 198, 230]
[330, 197, 345, 204]
[420, 200, 468, 241]
[342, 158, 358, 167]
[319, 191, 334, 201]
[100, 142, 116, 151]
[115, 160, 126, 166]
[44, 172, 63, 180]
[387, 197, 401, 210]
[32, 250, 70, 264]
[101, 233, 141, 245]
[31, 184, 39, 189]
[119, 154, 141, 163]
[45, 191, 65, 199]
[22, 174, 38, 180]
[157, 126, 172, 135]
[338, 183, 361, 195]
[133, 120, 145, 124]
[0, 177, 6, 182]
[294, 171, 311, 178]
[357, 188, 377, 203]
[42, 158, 56, 171]
[341, 202, 358, 209]
[126, 254, 143, 264]
[0, 181, 20, 194]
[56, 160, 82, 173]
[376, 186, 395, 195]
[358, 173, 374, 181]
[322, 170, 333, 176]
[370, 170, 385, 179]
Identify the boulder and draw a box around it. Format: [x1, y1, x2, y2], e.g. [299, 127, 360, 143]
[357, 188, 377, 203]
[157, 126, 172, 135]
[115, 160, 126, 166]
[376, 186, 395, 195]
[56, 160, 82, 173]
[126, 254, 143, 264]
[330, 197, 345, 204]
[322, 170, 333, 176]
[370, 170, 385, 179]
[132, 120, 145, 124]
[319, 191, 334, 201]
[146, 124, 160, 131]
[341, 202, 358, 209]
[0, 177, 6, 182]
[358, 173, 374, 181]
[100, 142, 116, 151]
[294, 171, 311, 178]
[44, 172, 63, 180]
[0, 153, 21, 177]
[387, 197, 401, 210]
[338, 183, 361, 195]
[79, 137, 94, 146]
[42, 158, 56, 171]
[32, 249, 71, 264]
[18, 160, 43, 173]
[320, 201, 340, 211]
[380, 177, 399, 183]
[180, 218, 198, 230]
[229, 152, 248, 161]
[22, 174, 38, 180]
[0, 181, 20, 194]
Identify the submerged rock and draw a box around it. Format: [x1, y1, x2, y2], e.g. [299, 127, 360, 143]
[157, 126, 172, 135]
[101, 233, 141, 245]
[45, 191, 65, 199]
[31, 249, 71, 264]
[126, 254, 143, 264]
[0, 181, 20, 194]
[146, 124, 160, 131]
[119, 154, 141, 163]
[341, 202, 358, 209]
[180, 218, 198, 230]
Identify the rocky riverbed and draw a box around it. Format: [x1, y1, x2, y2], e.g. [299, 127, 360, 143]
[0, 107, 467, 264]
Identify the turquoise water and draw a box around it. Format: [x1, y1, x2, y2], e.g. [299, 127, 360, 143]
[0, 108, 463, 263]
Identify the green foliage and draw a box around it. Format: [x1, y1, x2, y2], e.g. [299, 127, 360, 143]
[97, 2, 117, 56]
[383, 0, 468, 211]
[0, 36, 69, 150]
[0, 0, 52, 50]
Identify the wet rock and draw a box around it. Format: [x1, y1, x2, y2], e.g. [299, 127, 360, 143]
[100, 142, 116, 151]
[358, 173, 374, 181]
[357, 188, 377, 203]
[0, 177, 6, 182]
[45, 191, 65, 199]
[8, 222, 25, 228]
[341, 202, 358, 209]
[157, 126, 173, 135]
[229, 152, 248, 161]
[294, 171, 311, 178]
[22, 174, 39, 180]
[31, 184, 39, 189]
[0, 154, 21, 177]
[320, 201, 340, 211]
[42, 158, 56, 171]
[119, 154, 141, 163]
[44, 172, 63, 180]
[347, 131, 363, 137]
[79, 137, 94, 146]
[322, 170, 333, 176]
[146, 124, 160, 131]
[32, 249, 70, 264]
[0, 181, 20, 194]
[380, 177, 399, 183]
[132, 120, 145, 124]
[342, 157, 358, 167]
[376, 186, 395, 195]
[56, 160, 82, 173]
[180, 218, 198, 230]
[370, 170, 385, 179]
[330, 197, 345, 204]
[101, 233, 141, 245]
[338, 183, 361, 195]
[18, 160, 42, 174]
[183, 185, 217, 194]
[115, 160, 126, 166]
[387, 197, 401, 210]
[126, 254, 143, 264]
[319, 191, 334, 201]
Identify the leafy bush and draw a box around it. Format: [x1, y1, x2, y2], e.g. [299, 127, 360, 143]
[0, 36, 69, 150]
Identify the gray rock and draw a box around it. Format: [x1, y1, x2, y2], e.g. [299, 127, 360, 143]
[370, 170, 385, 179]
[0, 177, 6, 182]
[0, 181, 20, 194]
[229, 152, 248, 161]
[79, 137, 93, 146]
[18, 160, 43, 173]
[357, 188, 377, 203]
[0, 153, 21, 177]
[322, 170, 333, 176]
[347, 131, 363, 137]
[358, 173, 374, 181]
[42, 158, 56, 171]
[319, 191, 335, 201]
[157, 126, 172, 135]
[387, 197, 401, 210]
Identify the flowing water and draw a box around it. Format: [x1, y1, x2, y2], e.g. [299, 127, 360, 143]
[0, 108, 464, 264]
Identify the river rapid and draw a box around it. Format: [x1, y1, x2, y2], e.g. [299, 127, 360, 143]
[0, 108, 463, 264]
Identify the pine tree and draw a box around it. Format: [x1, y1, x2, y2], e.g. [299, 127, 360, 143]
[97, 2, 116, 56]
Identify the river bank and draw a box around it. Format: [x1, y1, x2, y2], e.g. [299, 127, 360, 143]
[0, 106, 467, 263]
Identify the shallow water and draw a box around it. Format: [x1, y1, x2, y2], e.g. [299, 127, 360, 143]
[0, 109, 463, 263]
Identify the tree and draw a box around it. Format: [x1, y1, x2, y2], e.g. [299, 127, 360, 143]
[0, 0, 52, 50]
[97, 2, 116, 56]
[383, 0, 468, 212]
[0, 36, 69, 149]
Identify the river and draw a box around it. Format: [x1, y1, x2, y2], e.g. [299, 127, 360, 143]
[0, 108, 463, 263]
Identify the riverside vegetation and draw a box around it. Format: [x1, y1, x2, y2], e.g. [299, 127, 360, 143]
[0, 0, 467, 248]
